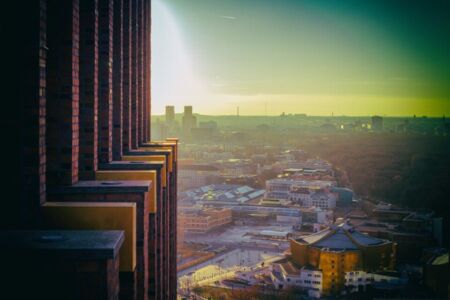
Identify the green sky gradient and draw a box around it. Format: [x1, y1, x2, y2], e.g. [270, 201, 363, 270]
[152, 0, 450, 116]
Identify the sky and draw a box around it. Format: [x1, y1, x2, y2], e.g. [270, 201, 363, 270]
[151, 0, 450, 116]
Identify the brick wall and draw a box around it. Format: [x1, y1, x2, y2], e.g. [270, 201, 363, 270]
[98, 0, 113, 164]
[137, 0, 144, 145]
[1, 0, 48, 227]
[130, 0, 139, 149]
[79, 0, 99, 180]
[122, 0, 132, 153]
[46, 0, 80, 186]
[144, 0, 151, 142]
[113, 0, 123, 161]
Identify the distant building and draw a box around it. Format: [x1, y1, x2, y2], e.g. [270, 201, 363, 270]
[354, 206, 443, 262]
[179, 208, 232, 234]
[266, 178, 336, 200]
[182, 106, 197, 137]
[165, 105, 175, 124]
[179, 184, 265, 207]
[266, 179, 337, 209]
[275, 159, 334, 176]
[289, 186, 337, 209]
[231, 205, 302, 224]
[371, 116, 383, 131]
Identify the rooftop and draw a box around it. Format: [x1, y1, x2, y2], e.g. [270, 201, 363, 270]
[180, 184, 265, 204]
[294, 223, 389, 251]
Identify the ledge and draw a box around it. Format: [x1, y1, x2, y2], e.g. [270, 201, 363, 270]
[48, 180, 151, 194]
[125, 150, 171, 156]
[100, 161, 164, 171]
[0, 230, 124, 260]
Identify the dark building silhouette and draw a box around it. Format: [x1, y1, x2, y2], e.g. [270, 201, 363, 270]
[0, 1, 177, 299]
[371, 115, 383, 131]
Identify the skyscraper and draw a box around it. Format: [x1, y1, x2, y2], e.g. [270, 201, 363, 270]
[166, 105, 175, 124]
[182, 105, 197, 137]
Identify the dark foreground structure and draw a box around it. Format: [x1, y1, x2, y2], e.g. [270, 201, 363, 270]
[0, 1, 178, 299]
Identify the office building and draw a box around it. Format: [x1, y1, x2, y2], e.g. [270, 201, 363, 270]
[182, 105, 197, 137]
[166, 105, 175, 124]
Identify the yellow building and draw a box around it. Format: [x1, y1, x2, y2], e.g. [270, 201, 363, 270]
[290, 223, 396, 295]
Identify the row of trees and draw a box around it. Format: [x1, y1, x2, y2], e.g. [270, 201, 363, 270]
[298, 132, 450, 246]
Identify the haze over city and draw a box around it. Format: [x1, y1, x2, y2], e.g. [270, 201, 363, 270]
[152, 0, 450, 116]
[1, 0, 449, 299]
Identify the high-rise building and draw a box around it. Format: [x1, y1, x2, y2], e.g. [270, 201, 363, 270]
[166, 105, 175, 124]
[182, 105, 197, 137]
[1, 1, 178, 299]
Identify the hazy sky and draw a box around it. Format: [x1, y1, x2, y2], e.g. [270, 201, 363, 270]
[151, 0, 450, 116]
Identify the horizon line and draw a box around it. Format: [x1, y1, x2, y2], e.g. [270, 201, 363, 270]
[151, 113, 446, 118]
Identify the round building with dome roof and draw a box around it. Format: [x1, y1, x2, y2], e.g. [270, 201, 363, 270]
[289, 223, 396, 295]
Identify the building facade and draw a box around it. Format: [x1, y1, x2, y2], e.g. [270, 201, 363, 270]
[182, 105, 197, 137]
[266, 178, 336, 200]
[180, 208, 232, 234]
[289, 223, 396, 296]
[1, 1, 178, 299]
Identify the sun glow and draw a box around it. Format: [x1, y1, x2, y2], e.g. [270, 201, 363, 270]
[151, 0, 210, 115]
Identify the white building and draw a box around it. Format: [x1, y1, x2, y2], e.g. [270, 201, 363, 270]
[271, 261, 403, 298]
[271, 261, 323, 298]
[265, 179, 337, 209]
[266, 179, 336, 200]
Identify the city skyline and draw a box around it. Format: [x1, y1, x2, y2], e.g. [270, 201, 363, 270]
[152, 0, 450, 117]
